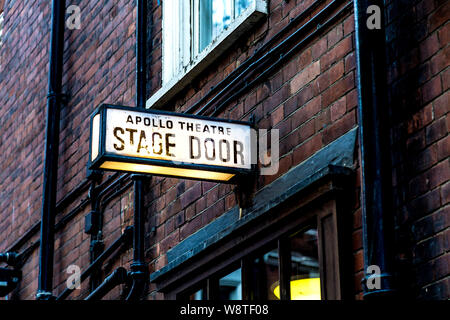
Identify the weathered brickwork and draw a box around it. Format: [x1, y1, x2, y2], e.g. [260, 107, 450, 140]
[386, 0, 449, 299]
[0, 0, 448, 300]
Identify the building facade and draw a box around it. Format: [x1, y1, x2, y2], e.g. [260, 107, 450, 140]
[0, 0, 448, 300]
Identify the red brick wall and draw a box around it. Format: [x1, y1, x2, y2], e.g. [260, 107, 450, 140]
[144, 0, 363, 300]
[386, 0, 449, 299]
[0, 0, 447, 301]
[0, 0, 139, 299]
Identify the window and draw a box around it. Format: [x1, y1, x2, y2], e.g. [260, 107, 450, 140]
[151, 155, 355, 301]
[0, 10, 4, 46]
[150, 0, 267, 108]
[180, 225, 321, 301]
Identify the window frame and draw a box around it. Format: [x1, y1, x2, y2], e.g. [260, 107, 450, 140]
[154, 174, 353, 301]
[0, 0, 4, 47]
[149, 0, 267, 109]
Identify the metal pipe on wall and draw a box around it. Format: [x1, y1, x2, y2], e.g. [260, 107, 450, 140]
[36, 0, 66, 300]
[353, 0, 397, 298]
[126, 0, 150, 301]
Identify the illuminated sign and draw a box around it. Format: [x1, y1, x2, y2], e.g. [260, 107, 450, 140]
[89, 104, 253, 182]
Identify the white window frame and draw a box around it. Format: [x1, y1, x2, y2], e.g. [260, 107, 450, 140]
[147, 0, 267, 109]
[0, 10, 4, 47]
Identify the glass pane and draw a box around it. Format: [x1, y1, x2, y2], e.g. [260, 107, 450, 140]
[188, 284, 207, 300]
[251, 247, 279, 300]
[235, 0, 252, 17]
[219, 268, 242, 300]
[187, 283, 207, 300]
[199, 0, 233, 52]
[0, 12, 4, 45]
[289, 227, 321, 300]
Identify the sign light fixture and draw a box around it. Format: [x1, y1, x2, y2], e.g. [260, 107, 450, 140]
[89, 104, 254, 182]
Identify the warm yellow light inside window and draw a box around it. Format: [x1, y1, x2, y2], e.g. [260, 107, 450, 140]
[91, 114, 100, 162]
[273, 278, 321, 300]
[100, 161, 235, 181]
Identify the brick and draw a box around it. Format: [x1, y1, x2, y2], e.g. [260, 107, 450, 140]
[344, 52, 356, 73]
[291, 96, 321, 129]
[416, 254, 450, 287]
[354, 250, 364, 272]
[320, 36, 353, 72]
[180, 182, 202, 209]
[433, 90, 449, 118]
[428, 1, 450, 32]
[327, 24, 343, 48]
[321, 72, 355, 108]
[343, 15, 355, 36]
[419, 278, 449, 300]
[290, 61, 320, 94]
[271, 105, 284, 127]
[437, 22, 450, 47]
[298, 120, 315, 142]
[412, 206, 450, 242]
[311, 37, 327, 60]
[437, 134, 450, 160]
[407, 104, 433, 134]
[411, 143, 439, 173]
[442, 182, 450, 204]
[180, 215, 202, 241]
[425, 116, 447, 144]
[160, 229, 180, 253]
[413, 233, 447, 264]
[292, 133, 322, 166]
[315, 60, 345, 93]
[429, 160, 450, 189]
[408, 188, 441, 220]
[330, 96, 347, 122]
[322, 109, 356, 145]
[419, 32, 440, 61]
[430, 46, 450, 75]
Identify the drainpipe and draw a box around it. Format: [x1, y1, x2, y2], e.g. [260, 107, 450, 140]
[126, 0, 149, 301]
[353, 0, 397, 298]
[36, 0, 66, 300]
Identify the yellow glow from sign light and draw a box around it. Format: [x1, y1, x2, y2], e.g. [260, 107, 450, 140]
[91, 114, 100, 162]
[273, 278, 321, 300]
[100, 161, 235, 181]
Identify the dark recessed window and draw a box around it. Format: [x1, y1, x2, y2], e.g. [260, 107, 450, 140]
[178, 224, 322, 300]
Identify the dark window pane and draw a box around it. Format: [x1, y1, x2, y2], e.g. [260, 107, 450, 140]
[235, 0, 252, 17]
[289, 227, 321, 300]
[219, 268, 242, 300]
[186, 282, 207, 300]
[251, 247, 279, 300]
[199, 0, 233, 53]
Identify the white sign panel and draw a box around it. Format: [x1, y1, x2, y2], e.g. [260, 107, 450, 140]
[104, 108, 252, 169]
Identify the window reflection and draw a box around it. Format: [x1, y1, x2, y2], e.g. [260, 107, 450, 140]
[235, 0, 251, 16]
[199, 0, 233, 52]
[188, 283, 207, 300]
[219, 268, 242, 300]
[251, 247, 279, 300]
[199, 0, 251, 53]
[289, 228, 320, 300]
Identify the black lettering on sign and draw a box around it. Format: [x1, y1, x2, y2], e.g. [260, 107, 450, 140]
[126, 115, 133, 124]
[113, 127, 125, 151]
[137, 130, 148, 153]
[204, 138, 216, 161]
[166, 134, 176, 157]
[152, 132, 162, 155]
[219, 139, 230, 162]
[126, 128, 137, 144]
[189, 136, 201, 159]
[234, 141, 244, 165]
